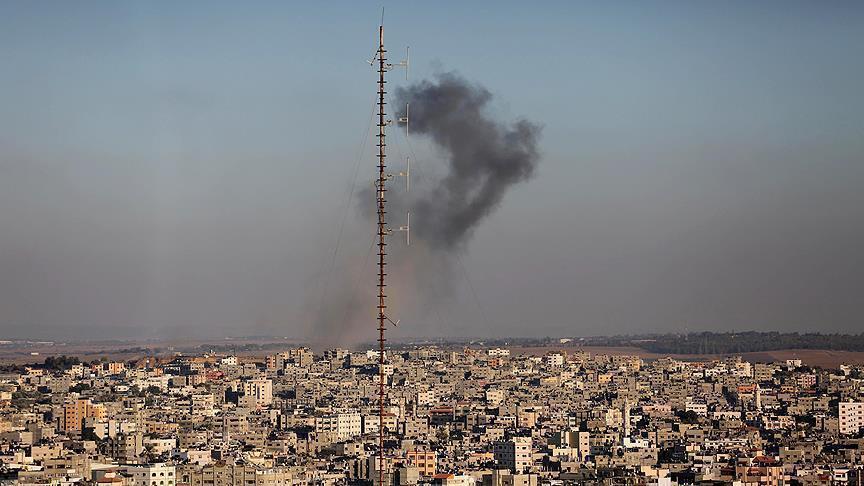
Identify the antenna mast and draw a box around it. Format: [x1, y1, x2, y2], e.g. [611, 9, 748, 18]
[375, 23, 388, 486]
[370, 19, 408, 484]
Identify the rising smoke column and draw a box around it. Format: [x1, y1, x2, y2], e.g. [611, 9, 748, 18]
[309, 72, 542, 346]
[394, 72, 542, 250]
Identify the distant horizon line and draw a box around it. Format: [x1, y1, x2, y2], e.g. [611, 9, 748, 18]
[2, 329, 862, 346]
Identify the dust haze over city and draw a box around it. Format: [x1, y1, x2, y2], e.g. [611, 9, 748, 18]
[1, 1, 863, 343]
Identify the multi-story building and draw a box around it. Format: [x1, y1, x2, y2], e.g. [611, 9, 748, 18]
[754, 363, 777, 383]
[494, 437, 532, 473]
[241, 378, 272, 407]
[543, 353, 564, 367]
[120, 463, 176, 486]
[315, 410, 362, 441]
[795, 373, 817, 389]
[60, 398, 105, 433]
[839, 401, 864, 435]
[179, 462, 293, 486]
[405, 450, 436, 477]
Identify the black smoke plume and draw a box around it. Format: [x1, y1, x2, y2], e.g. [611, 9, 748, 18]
[393, 72, 542, 250]
[308, 72, 541, 346]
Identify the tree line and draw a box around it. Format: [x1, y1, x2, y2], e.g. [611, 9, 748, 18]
[593, 332, 864, 355]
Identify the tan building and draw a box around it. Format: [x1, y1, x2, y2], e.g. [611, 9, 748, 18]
[61, 398, 105, 433]
[105, 362, 127, 375]
[178, 462, 292, 486]
[405, 449, 436, 477]
[18, 454, 92, 482]
[494, 437, 532, 473]
[120, 464, 175, 486]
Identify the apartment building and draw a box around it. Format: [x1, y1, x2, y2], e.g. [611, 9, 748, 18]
[494, 437, 532, 473]
[839, 401, 864, 435]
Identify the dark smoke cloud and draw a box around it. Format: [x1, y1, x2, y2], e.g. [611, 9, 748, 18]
[322, 72, 542, 345]
[394, 72, 542, 249]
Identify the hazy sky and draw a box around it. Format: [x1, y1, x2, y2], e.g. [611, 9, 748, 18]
[1, 1, 863, 341]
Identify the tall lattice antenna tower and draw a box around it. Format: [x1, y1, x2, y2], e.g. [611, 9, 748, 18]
[370, 18, 408, 485]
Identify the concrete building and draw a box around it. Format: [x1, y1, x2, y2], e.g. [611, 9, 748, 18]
[405, 449, 436, 476]
[60, 398, 105, 433]
[241, 378, 272, 407]
[120, 464, 176, 486]
[179, 462, 293, 486]
[315, 410, 362, 441]
[494, 437, 532, 473]
[839, 401, 864, 435]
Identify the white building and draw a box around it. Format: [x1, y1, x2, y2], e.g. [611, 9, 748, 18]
[120, 464, 176, 486]
[143, 437, 176, 455]
[543, 353, 564, 367]
[242, 378, 273, 407]
[785, 359, 803, 368]
[685, 400, 708, 417]
[733, 361, 752, 377]
[486, 389, 505, 406]
[434, 475, 474, 486]
[315, 410, 362, 440]
[839, 401, 864, 435]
